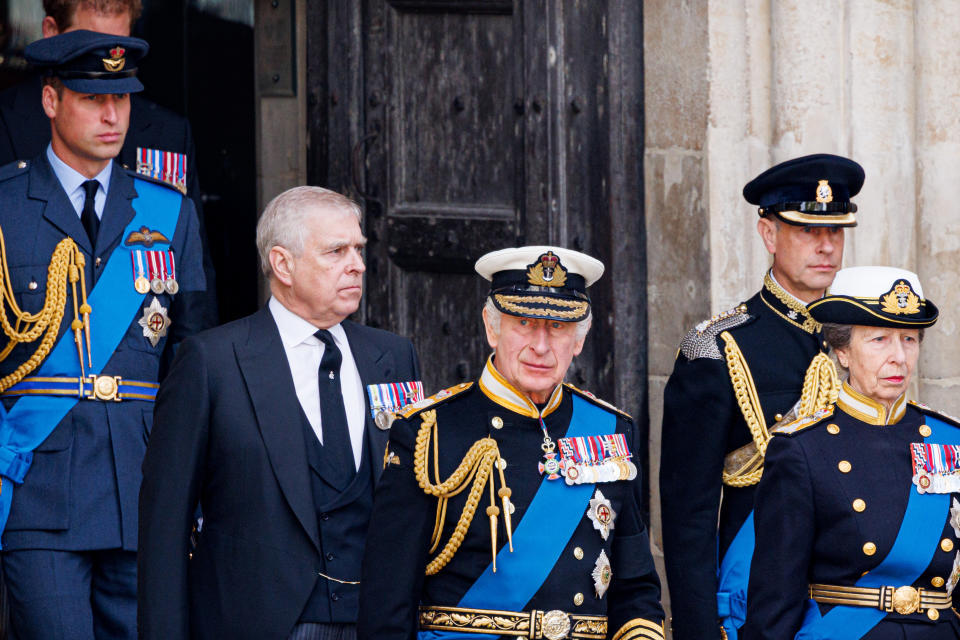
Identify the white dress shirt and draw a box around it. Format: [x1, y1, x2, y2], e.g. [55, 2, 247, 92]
[269, 297, 366, 469]
[47, 144, 112, 219]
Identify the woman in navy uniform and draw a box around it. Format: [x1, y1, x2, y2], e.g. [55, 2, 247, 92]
[742, 266, 960, 639]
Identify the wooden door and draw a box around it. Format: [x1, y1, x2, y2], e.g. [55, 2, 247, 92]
[307, 0, 649, 509]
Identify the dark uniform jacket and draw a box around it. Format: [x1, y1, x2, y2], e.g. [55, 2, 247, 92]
[138, 306, 421, 640]
[742, 386, 960, 639]
[0, 75, 217, 326]
[660, 274, 824, 639]
[358, 357, 664, 640]
[0, 153, 207, 551]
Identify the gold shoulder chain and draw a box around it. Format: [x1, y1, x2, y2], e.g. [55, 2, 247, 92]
[413, 409, 514, 575]
[797, 352, 840, 417]
[763, 272, 821, 334]
[720, 331, 769, 487]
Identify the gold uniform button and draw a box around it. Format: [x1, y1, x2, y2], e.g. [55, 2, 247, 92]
[838, 460, 852, 473]
[852, 499, 866, 512]
[941, 538, 954, 552]
[928, 608, 940, 621]
[827, 424, 840, 435]
[920, 424, 932, 437]
[863, 542, 877, 556]
[573, 547, 584, 560]
[932, 576, 945, 588]
[491, 416, 504, 430]
[573, 593, 584, 606]
[774, 413, 783, 422]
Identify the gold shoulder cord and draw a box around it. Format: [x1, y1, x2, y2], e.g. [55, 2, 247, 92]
[413, 409, 514, 575]
[0, 227, 91, 392]
[721, 333, 839, 487]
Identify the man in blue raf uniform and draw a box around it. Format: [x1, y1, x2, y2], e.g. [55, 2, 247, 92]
[0, 30, 206, 639]
[660, 153, 864, 639]
[358, 246, 664, 640]
[0, 0, 218, 327]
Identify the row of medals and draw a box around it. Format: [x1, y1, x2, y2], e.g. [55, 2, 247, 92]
[134, 275, 178, 296]
[564, 457, 638, 485]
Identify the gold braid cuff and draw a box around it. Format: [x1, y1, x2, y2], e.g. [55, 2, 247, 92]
[0, 229, 90, 392]
[611, 617, 665, 640]
[721, 349, 839, 487]
[413, 409, 513, 575]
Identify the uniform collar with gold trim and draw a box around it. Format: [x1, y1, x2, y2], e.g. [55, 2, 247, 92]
[478, 355, 563, 420]
[837, 381, 906, 426]
[761, 270, 821, 334]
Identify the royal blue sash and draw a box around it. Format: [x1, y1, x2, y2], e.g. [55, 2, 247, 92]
[717, 511, 755, 640]
[795, 415, 956, 639]
[418, 394, 616, 639]
[0, 179, 180, 547]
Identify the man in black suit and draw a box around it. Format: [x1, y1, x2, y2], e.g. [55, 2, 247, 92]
[0, 0, 218, 327]
[138, 186, 422, 640]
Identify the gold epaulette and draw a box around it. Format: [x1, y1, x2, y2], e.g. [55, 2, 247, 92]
[774, 405, 835, 437]
[564, 383, 632, 420]
[398, 382, 473, 419]
[908, 401, 960, 429]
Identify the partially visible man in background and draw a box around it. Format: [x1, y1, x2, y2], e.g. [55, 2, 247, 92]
[0, 0, 217, 327]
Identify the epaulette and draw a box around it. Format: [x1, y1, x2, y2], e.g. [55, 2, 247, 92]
[909, 401, 960, 429]
[126, 167, 186, 195]
[0, 159, 29, 183]
[564, 383, 632, 420]
[398, 382, 473, 419]
[679, 303, 752, 360]
[774, 405, 835, 437]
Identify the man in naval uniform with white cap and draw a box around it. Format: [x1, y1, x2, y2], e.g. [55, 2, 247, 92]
[358, 245, 664, 640]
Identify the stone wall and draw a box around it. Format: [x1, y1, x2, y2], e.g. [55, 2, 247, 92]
[645, 0, 960, 634]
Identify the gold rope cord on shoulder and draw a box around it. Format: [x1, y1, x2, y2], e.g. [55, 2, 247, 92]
[0, 227, 91, 392]
[796, 352, 840, 417]
[413, 409, 514, 575]
[720, 331, 769, 488]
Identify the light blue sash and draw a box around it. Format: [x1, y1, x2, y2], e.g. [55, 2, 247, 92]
[796, 415, 956, 639]
[717, 511, 755, 640]
[0, 179, 180, 547]
[418, 394, 616, 639]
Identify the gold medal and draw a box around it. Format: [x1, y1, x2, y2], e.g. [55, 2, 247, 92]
[134, 276, 150, 294]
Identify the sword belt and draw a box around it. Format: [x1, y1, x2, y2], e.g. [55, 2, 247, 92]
[1, 375, 159, 402]
[419, 604, 607, 639]
[809, 583, 952, 619]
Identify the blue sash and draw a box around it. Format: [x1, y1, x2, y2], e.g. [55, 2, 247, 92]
[418, 394, 616, 639]
[717, 511, 755, 640]
[0, 179, 180, 547]
[796, 415, 956, 639]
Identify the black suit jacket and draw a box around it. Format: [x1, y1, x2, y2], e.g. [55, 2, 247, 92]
[138, 306, 421, 639]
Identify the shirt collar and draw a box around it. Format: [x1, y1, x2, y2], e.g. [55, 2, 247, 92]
[46, 143, 112, 201]
[837, 381, 907, 426]
[268, 297, 345, 348]
[478, 354, 563, 419]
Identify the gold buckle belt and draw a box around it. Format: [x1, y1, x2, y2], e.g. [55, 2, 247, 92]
[419, 605, 607, 639]
[1, 375, 159, 402]
[809, 583, 952, 620]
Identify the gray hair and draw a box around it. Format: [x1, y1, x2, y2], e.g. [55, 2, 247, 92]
[822, 322, 924, 373]
[256, 186, 362, 276]
[483, 297, 592, 340]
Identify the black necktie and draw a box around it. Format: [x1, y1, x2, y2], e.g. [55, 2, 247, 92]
[80, 180, 100, 246]
[315, 329, 357, 484]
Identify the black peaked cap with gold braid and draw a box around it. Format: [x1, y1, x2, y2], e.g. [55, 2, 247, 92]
[808, 266, 939, 328]
[475, 246, 604, 323]
[743, 153, 864, 227]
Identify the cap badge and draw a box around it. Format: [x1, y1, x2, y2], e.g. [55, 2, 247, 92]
[880, 280, 921, 316]
[816, 179, 833, 204]
[103, 46, 126, 73]
[526, 251, 567, 287]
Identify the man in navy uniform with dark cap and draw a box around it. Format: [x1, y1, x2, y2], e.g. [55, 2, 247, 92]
[358, 246, 664, 640]
[660, 154, 864, 640]
[0, 29, 206, 639]
[0, 0, 218, 328]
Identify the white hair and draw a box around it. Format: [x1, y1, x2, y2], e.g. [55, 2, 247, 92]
[483, 297, 592, 339]
[256, 186, 362, 276]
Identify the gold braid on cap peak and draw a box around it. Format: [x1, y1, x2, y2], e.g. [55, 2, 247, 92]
[0, 228, 92, 391]
[413, 409, 514, 575]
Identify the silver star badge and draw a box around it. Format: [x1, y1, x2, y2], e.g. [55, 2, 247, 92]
[587, 489, 616, 540]
[951, 498, 960, 538]
[138, 296, 171, 347]
[592, 549, 612, 598]
[948, 551, 960, 595]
